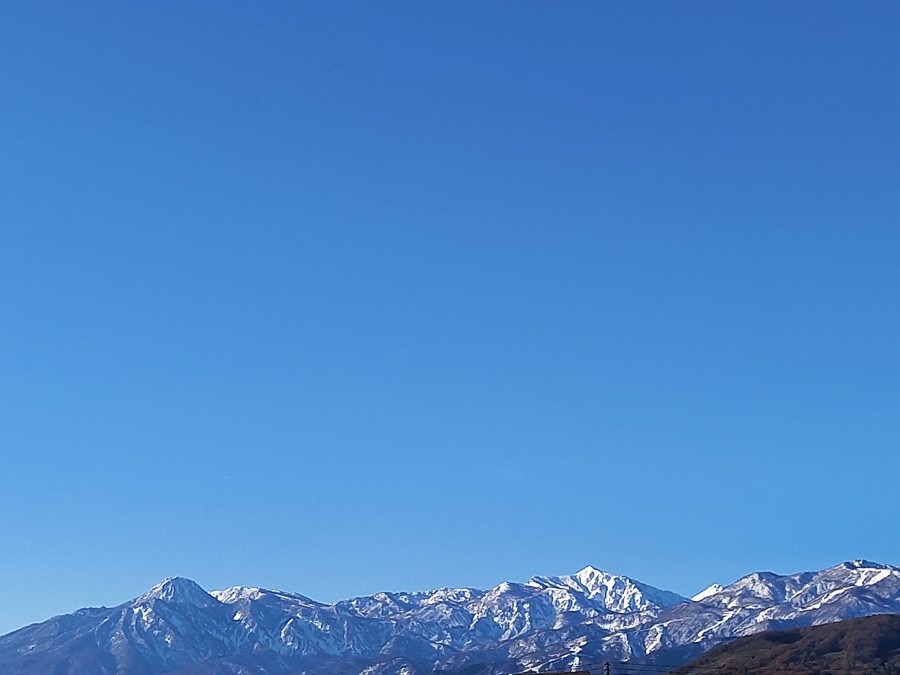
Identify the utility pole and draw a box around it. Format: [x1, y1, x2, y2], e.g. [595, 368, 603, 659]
[605, 662, 611, 675]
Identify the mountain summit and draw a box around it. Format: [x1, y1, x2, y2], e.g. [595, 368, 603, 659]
[1, 560, 898, 675]
[139, 576, 221, 606]
[526, 565, 687, 613]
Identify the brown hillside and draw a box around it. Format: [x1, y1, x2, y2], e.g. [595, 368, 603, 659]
[672, 614, 900, 675]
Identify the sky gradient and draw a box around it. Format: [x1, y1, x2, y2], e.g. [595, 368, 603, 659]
[2, 2, 899, 636]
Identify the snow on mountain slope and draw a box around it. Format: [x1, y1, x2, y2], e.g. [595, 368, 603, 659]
[526, 565, 687, 614]
[1, 560, 898, 675]
[140, 577, 221, 607]
[691, 584, 725, 602]
[640, 559, 900, 657]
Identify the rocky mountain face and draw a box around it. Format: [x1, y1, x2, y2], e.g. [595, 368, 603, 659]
[1, 560, 898, 674]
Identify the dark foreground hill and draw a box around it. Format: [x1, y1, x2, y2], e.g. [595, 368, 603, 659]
[673, 614, 900, 675]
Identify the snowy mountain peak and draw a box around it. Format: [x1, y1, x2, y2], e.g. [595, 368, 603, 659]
[571, 565, 619, 591]
[139, 576, 219, 606]
[211, 585, 326, 608]
[210, 585, 268, 603]
[568, 566, 622, 593]
[827, 560, 900, 588]
[839, 559, 892, 571]
[692, 583, 725, 602]
[576, 564, 606, 577]
[545, 565, 688, 612]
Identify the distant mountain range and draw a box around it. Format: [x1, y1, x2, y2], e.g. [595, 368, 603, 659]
[1, 560, 898, 674]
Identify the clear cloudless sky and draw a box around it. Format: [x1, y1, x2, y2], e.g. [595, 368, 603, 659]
[1, 1, 899, 636]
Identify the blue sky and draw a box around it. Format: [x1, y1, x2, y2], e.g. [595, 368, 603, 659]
[2, 2, 899, 635]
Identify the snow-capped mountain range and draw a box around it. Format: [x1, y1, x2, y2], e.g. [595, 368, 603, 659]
[2, 560, 898, 674]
